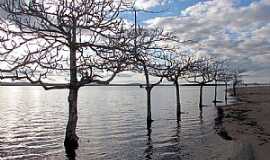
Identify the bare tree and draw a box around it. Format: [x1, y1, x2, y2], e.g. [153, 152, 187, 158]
[135, 29, 166, 129]
[169, 55, 193, 122]
[154, 51, 193, 122]
[212, 60, 227, 105]
[0, 0, 130, 150]
[0, 24, 39, 79]
[217, 69, 234, 104]
[126, 25, 174, 128]
[232, 70, 242, 96]
[187, 57, 215, 111]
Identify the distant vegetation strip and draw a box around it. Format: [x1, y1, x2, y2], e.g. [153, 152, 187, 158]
[0, 82, 269, 87]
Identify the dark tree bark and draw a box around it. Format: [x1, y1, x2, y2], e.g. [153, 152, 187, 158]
[143, 64, 153, 129]
[233, 81, 237, 96]
[146, 86, 152, 129]
[225, 81, 228, 104]
[65, 86, 79, 149]
[64, 34, 79, 149]
[199, 84, 203, 111]
[214, 80, 217, 105]
[141, 63, 163, 129]
[174, 79, 181, 122]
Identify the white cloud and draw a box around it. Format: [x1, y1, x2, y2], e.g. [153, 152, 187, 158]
[145, 0, 270, 75]
[130, 0, 168, 9]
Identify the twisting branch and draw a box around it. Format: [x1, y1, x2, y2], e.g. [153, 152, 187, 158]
[0, 0, 134, 149]
[0, 0, 130, 88]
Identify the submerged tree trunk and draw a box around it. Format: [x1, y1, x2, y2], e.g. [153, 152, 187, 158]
[174, 80, 181, 122]
[214, 80, 217, 104]
[146, 86, 152, 129]
[233, 81, 237, 96]
[64, 87, 79, 149]
[225, 81, 228, 104]
[142, 64, 153, 129]
[199, 84, 203, 111]
[65, 28, 79, 149]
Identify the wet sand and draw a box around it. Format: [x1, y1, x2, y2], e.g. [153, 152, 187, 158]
[222, 86, 270, 160]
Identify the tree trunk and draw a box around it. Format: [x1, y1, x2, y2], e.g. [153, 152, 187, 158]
[142, 63, 153, 129]
[225, 81, 228, 104]
[214, 80, 217, 105]
[146, 86, 152, 129]
[174, 80, 181, 122]
[64, 87, 79, 149]
[199, 84, 203, 111]
[65, 26, 79, 149]
[233, 81, 237, 96]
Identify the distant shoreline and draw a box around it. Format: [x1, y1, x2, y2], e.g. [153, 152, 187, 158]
[1, 82, 270, 87]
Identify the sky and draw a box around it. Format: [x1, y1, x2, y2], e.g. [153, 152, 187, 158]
[117, 0, 270, 84]
[1, 0, 269, 84]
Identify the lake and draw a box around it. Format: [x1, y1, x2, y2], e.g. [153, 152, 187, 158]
[0, 86, 233, 160]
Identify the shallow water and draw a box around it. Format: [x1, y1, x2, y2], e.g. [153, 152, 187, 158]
[0, 86, 232, 159]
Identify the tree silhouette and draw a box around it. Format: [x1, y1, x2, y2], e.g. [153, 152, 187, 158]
[0, 0, 130, 150]
[187, 57, 215, 111]
[126, 25, 174, 128]
[217, 68, 234, 104]
[154, 50, 194, 122]
[212, 60, 227, 105]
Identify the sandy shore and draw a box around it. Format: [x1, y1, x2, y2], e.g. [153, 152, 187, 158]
[222, 86, 270, 160]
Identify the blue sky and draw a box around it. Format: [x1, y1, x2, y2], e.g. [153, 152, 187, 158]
[1, 0, 269, 83]
[117, 0, 270, 83]
[128, 0, 259, 23]
[135, 0, 202, 23]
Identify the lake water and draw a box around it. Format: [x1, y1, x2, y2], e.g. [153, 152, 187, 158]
[0, 86, 233, 160]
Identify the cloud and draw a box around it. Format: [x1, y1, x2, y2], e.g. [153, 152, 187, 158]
[145, 0, 270, 74]
[129, 0, 169, 9]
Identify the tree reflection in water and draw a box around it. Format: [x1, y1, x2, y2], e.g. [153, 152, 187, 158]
[65, 145, 77, 160]
[145, 128, 153, 160]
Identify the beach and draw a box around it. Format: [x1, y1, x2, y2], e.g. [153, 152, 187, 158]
[222, 86, 270, 160]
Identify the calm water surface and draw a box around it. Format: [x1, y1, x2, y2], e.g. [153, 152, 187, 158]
[0, 86, 233, 160]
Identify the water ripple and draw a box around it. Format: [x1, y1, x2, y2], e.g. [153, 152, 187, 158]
[0, 86, 232, 160]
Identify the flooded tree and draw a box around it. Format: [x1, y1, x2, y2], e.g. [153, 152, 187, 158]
[218, 70, 234, 104]
[187, 58, 215, 111]
[232, 71, 242, 96]
[155, 52, 193, 122]
[0, 0, 130, 150]
[127, 25, 174, 128]
[126, 9, 169, 128]
[134, 28, 167, 129]
[212, 60, 226, 105]
[167, 55, 193, 122]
